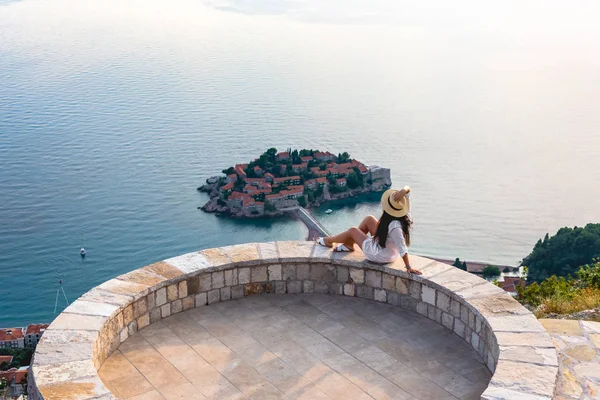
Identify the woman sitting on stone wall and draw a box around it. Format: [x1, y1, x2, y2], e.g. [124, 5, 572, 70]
[317, 186, 422, 275]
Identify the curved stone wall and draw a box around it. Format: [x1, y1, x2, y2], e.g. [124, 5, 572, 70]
[30, 241, 558, 399]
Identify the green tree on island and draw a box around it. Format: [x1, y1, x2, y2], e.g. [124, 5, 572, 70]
[522, 223, 600, 282]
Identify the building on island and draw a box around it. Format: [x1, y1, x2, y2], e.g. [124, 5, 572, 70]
[208, 150, 391, 217]
[0, 366, 28, 397]
[0, 328, 24, 349]
[24, 324, 49, 349]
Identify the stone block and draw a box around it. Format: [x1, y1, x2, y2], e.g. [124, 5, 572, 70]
[441, 312, 454, 330]
[375, 289, 387, 303]
[268, 265, 282, 281]
[221, 243, 260, 265]
[343, 284, 355, 296]
[365, 270, 382, 288]
[212, 271, 225, 289]
[469, 310, 476, 330]
[337, 267, 349, 283]
[399, 295, 417, 311]
[464, 326, 473, 344]
[274, 281, 286, 294]
[224, 269, 238, 286]
[450, 299, 461, 318]
[460, 304, 469, 325]
[486, 361, 558, 398]
[150, 308, 161, 324]
[231, 285, 245, 299]
[349, 268, 364, 284]
[437, 292, 451, 312]
[382, 274, 395, 291]
[195, 292, 207, 307]
[409, 281, 421, 300]
[171, 299, 183, 315]
[199, 274, 212, 291]
[328, 283, 343, 295]
[208, 289, 220, 304]
[297, 264, 310, 280]
[137, 313, 150, 329]
[133, 298, 147, 319]
[499, 346, 559, 366]
[220, 286, 231, 301]
[311, 264, 336, 282]
[288, 280, 302, 294]
[128, 321, 137, 336]
[251, 266, 268, 282]
[357, 286, 374, 300]
[167, 284, 178, 302]
[123, 305, 134, 325]
[178, 281, 188, 298]
[187, 277, 200, 295]
[416, 301, 428, 316]
[238, 268, 251, 284]
[314, 282, 329, 294]
[120, 328, 129, 343]
[147, 293, 155, 311]
[428, 304, 442, 324]
[161, 304, 171, 318]
[454, 319, 466, 338]
[245, 283, 263, 296]
[476, 316, 482, 333]
[282, 264, 296, 280]
[182, 296, 195, 311]
[540, 319, 583, 336]
[303, 281, 314, 293]
[387, 292, 399, 306]
[155, 287, 167, 307]
[395, 278, 409, 295]
[421, 285, 436, 305]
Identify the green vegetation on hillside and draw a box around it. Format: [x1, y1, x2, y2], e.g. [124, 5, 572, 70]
[452, 258, 467, 271]
[517, 260, 600, 318]
[0, 348, 33, 370]
[482, 265, 501, 279]
[521, 223, 600, 282]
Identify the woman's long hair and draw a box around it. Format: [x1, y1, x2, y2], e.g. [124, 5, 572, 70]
[373, 211, 412, 248]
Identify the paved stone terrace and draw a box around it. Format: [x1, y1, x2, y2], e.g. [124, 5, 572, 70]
[99, 294, 490, 400]
[541, 319, 600, 399]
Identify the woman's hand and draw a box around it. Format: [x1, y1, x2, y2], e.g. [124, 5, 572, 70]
[407, 266, 422, 275]
[393, 186, 410, 202]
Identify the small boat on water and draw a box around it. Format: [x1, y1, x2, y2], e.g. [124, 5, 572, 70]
[325, 209, 333, 214]
[80, 248, 86, 257]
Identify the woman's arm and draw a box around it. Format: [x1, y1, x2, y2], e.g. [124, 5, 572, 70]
[402, 253, 422, 275]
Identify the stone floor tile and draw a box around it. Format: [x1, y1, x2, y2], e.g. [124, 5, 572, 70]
[97, 351, 138, 381]
[389, 369, 453, 399]
[191, 336, 239, 370]
[160, 382, 207, 399]
[221, 360, 268, 393]
[314, 370, 372, 400]
[219, 331, 260, 352]
[305, 341, 345, 360]
[124, 389, 166, 400]
[247, 382, 287, 399]
[142, 362, 190, 390]
[102, 294, 489, 400]
[286, 381, 331, 400]
[540, 319, 583, 336]
[267, 339, 312, 363]
[236, 342, 279, 367]
[289, 353, 337, 384]
[108, 369, 155, 398]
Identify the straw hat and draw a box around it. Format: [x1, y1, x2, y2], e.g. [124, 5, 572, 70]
[381, 188, 410, 218]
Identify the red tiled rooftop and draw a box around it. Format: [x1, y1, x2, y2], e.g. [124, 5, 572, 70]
[0, 328, 23, 341]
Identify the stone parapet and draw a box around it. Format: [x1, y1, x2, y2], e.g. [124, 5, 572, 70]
[29, 241, 558, 399]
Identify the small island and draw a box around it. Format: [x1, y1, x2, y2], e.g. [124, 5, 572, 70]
[198, 148, 391, 218]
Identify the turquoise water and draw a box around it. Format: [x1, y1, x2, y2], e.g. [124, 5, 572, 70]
[1, 0, 600, 326]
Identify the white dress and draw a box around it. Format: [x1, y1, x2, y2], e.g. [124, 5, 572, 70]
[361, 220, 409, 263]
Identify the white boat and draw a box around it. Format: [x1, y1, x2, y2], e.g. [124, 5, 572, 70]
[80, 248, 86, 257]
[325, 209, 333, 214]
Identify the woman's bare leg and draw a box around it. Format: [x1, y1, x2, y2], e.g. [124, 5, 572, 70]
[323, 227, 368, 250]
[358, 215, 379, 236]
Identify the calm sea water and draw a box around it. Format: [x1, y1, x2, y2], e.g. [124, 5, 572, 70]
[1, 0, 600, 327]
